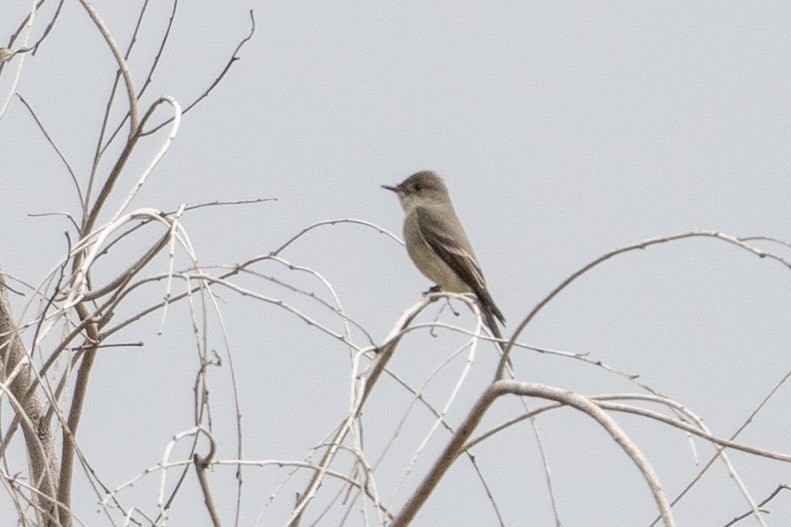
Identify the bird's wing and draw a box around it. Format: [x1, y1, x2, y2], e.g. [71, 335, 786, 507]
[415, 205, 505, 325]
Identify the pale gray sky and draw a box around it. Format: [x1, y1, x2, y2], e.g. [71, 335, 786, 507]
[2, 2, 791, 525]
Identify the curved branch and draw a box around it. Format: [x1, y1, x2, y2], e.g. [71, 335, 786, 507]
[77, 0, 139, 133]
[192, 428, 221, 527]
[497, 231, 791, 378]
[392, 381, 675, 527]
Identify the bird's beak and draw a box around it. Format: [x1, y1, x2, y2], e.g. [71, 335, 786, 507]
[382, 184, 401, 194]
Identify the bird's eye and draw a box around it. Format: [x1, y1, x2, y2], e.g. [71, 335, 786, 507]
[414, 183, 422, 192]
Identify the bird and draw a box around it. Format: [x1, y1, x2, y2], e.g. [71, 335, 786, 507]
[382, 170, 505, 344]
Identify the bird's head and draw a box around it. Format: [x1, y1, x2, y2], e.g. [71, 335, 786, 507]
[382, 170, 450, 212]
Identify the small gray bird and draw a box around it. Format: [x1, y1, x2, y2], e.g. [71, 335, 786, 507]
[383, 171, 505, 341]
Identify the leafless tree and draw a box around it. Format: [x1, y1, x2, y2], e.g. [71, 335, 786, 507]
[2, 3, 790, 527]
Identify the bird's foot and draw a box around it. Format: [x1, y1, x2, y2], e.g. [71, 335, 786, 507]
[422, 285, 442, 296]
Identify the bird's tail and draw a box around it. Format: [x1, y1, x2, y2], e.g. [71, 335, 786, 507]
[481, 304, 511, 368]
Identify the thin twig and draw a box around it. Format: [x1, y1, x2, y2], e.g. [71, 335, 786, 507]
[15, 94, 83, 208]
[140, 9, 256, 137]
[497, 230, 791, 378]
[723, 485, 791, 527]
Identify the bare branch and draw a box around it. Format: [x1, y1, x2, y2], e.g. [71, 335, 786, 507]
[140, 9, 256, 137]
[193, 428, 222, 527]
[392, 381, 675, 527]
[498, 231, 791, 378]
[724, 485, 791, 527]
[15, 94, 84, 209]
[1, 272, 61, 525]
[77, 0, 139, 133]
